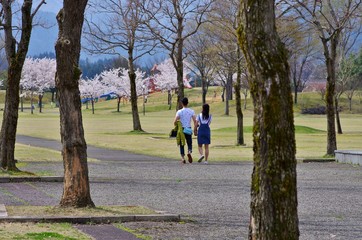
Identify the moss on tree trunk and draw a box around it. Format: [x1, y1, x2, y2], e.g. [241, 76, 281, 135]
[238, 0, 299, 239]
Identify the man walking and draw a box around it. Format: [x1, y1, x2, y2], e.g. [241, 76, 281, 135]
[174, 97, 197, 164]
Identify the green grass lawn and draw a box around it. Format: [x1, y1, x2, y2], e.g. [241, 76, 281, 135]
[0, 222, 91, 240]
[0, 88, 360, 239]
[0, 88, 360, 161]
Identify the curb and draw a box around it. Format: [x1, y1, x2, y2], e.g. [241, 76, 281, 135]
[0, 204, 7, 217]
[298, 158, 335, 163]
[0, 214, 181, 224]
[0, 176, 63, 183]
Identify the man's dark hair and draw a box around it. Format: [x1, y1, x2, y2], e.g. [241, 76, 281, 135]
[181, 97, 189, 106]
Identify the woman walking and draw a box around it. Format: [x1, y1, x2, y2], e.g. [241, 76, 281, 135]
[195, 104, 212, 164]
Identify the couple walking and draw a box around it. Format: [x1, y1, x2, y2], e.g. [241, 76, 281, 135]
[173, 97, 212, 164]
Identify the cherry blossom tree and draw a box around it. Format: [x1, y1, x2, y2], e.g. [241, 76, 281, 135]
[152, 58, 190, 110]
[79, 76, 105, 114]
[20, 58, 56, 114]
[100, 67, 146, 112]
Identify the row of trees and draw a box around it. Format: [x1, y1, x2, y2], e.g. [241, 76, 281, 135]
[30, 51, 133, 79]
[79, 67, 146, 114]
[82, 0, 248, 145]
[15, 56, 194, 115]
[1, 0, 361, 238]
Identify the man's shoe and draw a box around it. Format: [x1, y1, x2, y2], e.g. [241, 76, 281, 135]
[187, 153, 193, 163]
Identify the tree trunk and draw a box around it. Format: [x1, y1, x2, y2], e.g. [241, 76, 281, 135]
[0, 63, 22, 171]
[292, 63, 298, 105]
[20, 88, 24, 112]
[175, 27, 184, 110]
[243, 89, 248, 110]
[51, 88, 56, 103]
[39, 94, 43, 113]
[117, 96, 121, 112]
[235, 46, 244, 146]
[335, 96, 342, 134]
[30, 92, 34, 115]
[201, 74, 207, 105]
[128, 55, 143, 131]
[225, 97, 229, 116]
[91, 98, 95, 114]
[226, 72, 233, 101]
[168, 90, 172, 110]
[225, 72, 233, 116]
[0, 0, 33, 171]
[238, 0, 299, 239]
[55, 1, 94, 208]
[323, 36, 338, 156]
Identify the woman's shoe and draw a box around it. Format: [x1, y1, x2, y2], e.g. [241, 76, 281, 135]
[198, 155, 205, 163]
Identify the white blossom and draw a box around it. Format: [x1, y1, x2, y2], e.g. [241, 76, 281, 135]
[20, 58, 56, 94]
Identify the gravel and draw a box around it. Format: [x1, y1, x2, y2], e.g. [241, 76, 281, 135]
[6, 135, 362, 240]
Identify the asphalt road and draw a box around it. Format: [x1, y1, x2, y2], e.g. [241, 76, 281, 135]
[3, 135, 361, 240]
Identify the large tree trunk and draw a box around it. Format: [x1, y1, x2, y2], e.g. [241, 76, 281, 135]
[238, 0, 299, 239]
[235, 47, 244, 146]
[323, 36, 338, 156]
[0, 63, 22, 171]
[55, 0, 94, 208]
[0, 0, 33, 171]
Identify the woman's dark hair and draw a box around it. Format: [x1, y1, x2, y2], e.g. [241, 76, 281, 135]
[202, 104, 210, 120]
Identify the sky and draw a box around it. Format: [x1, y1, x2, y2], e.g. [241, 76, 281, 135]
[35, 0, 62, 13]
[23, 0, 164, 66]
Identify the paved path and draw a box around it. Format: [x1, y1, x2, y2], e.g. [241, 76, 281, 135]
[75, 225, 140, 240]
[3, 135, 362, 239]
